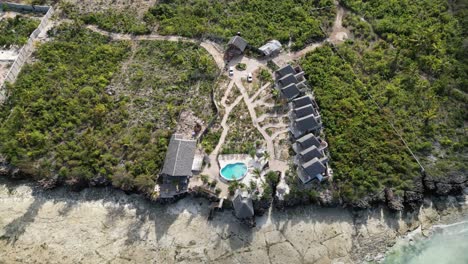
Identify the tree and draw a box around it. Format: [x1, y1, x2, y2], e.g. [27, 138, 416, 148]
[253, 168, 262, 179]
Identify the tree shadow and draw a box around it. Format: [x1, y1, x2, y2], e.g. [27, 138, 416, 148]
[1, 198, 45, 245]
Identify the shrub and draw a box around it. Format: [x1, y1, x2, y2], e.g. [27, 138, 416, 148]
[236, 63, 247, 71]
[200, 174, 209, 184]
[209, 179, 218, 187]
[0, 16, 39, 48]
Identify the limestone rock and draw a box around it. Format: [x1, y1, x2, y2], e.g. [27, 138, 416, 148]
[387, 195, 404, 211]
[264, 230, 285, 245]
[268, 242, 302, 264]
[322, 235, 350, 259]
[304, 242, 328, 264]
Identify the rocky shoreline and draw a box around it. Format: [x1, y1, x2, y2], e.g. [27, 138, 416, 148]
[0, 177, 467, 263]
[2, 157, 466, 214]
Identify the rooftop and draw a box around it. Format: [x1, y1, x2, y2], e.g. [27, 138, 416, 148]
[293, 104, 315, 119]
[299, 145, 323, 162]
[299, 157, 326, 183]
[276, 64, 296, 78]
[294, 133, 322, 153]
[259, 40, 282, 56]
[161, 134, 197, 177]
[228, 36, 248, 52]
[292, 95, 313, 109]
[278, 73, 299, 88]
[281, 83, 300, 100]
[232, 190, 254, 219]
[294, 114, 320, 132]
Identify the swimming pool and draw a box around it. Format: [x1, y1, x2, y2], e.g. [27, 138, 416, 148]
[220, 162, 248, 181]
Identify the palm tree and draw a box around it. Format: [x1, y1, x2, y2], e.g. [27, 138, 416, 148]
[263, 151, 270, 161]
[253, 168, 262, 179]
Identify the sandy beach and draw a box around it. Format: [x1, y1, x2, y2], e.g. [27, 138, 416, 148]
[0, 178, 466, 263]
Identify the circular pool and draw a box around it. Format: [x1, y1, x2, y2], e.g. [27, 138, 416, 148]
[220, 162, 248, 181]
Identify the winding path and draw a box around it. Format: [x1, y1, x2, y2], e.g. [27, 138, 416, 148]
[85, 3, 348, 71]
[85, 25, 225, 69]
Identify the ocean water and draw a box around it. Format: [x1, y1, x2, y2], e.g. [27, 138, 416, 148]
[383, 220, 468, 264]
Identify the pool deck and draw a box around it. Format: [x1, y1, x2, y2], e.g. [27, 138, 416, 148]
[190, 154, 267, 199]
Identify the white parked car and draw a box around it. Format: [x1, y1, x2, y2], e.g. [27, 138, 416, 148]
[228, 67, 234, 76]
[247, 72, 253, 82]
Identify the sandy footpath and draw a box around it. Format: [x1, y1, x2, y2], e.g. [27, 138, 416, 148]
[0, 179, 466, 264]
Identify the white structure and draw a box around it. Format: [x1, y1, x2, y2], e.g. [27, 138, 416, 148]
[259, 40, 282, 57]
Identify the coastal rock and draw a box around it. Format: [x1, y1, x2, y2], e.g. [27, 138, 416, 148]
[264, 230, 286, 245]
[303, 242, 328, 263]
[318, 189, 340, 207]
[435, 183, 453, 195]
[385, 189, 404, 211]
[412, 176, 425, 193]
[268, 242, 302, 264]
[388, 197, 404, 211]
[253, 198, 271, 216]
[419, 207, 440, 234]
[424, 173, 467, 197]
[350, 197, 371, 209]
[0, 179, 466, 264]
[322, 234, 351, 259]
[404, 191, 424, 210]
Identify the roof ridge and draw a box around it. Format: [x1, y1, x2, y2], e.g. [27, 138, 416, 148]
[172, 140, 182, 176]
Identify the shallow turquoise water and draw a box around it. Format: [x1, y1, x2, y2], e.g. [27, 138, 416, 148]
[383, 220, 468, 264]
[220, 162, 248, 180]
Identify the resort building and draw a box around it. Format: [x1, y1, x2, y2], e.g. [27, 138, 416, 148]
[289, 95, 322, 138]
[275, 64, 305, 80]
[232, 190, 254, 219]
[275, 64, 307, 90]
[290, 113, 322, 138]
[274, 63, 332, 185]
[292, 104, 316, 119]
[292, 95, 312, 108]
[297, 157, 328, 184]
[293, 133, 328, 153]
[158, 134, 197, 198]
[225, 35, 248, 60]
[298, 145, 324, 163]
[280, 83, 301, 101]
[291, 95, 320, 110]
[259, 40, 282, 57]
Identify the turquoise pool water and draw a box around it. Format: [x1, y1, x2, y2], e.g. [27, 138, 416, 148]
[220, 162, 248, 181]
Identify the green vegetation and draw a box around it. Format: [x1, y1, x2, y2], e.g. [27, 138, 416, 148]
[0, 23, 218, 194]
[200, 174, 209, 184]
[111, 40, 218, 126]
[81, 10, 150, 34]
[301, 0, 467, 202]
[228, 180, 245, 195]
[0, 15, 39, 48]
[222, 100, 262, 155]
[236, 63, 246, 71]
[201, 129, 221, 154]
[60, 2, 150, 35]
[258, 68, 273, 83]
[145, 0, 336, 49]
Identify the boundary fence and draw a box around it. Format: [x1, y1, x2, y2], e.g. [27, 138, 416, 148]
[0, 2, 54, 103]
